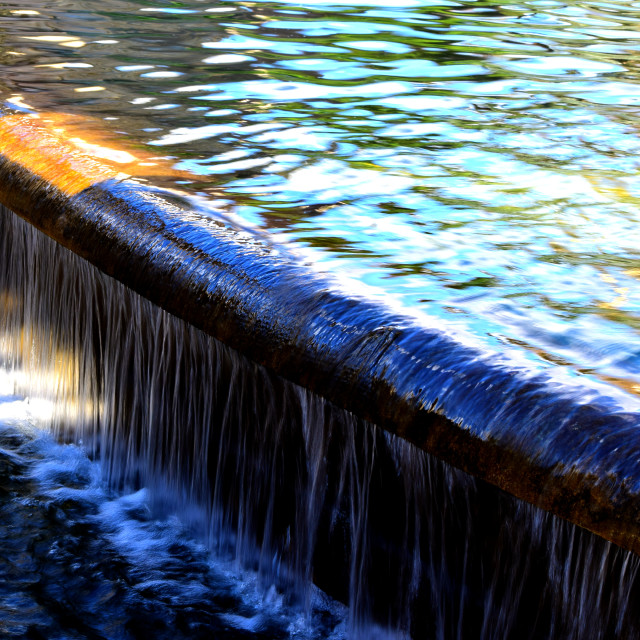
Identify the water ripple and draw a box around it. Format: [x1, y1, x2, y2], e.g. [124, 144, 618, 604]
[2, 0, 640, 391]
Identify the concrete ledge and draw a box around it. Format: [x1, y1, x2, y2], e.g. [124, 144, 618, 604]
[2, 110, 640, 553]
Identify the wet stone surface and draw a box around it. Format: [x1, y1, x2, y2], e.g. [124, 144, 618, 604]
[3, 0, 640, 392]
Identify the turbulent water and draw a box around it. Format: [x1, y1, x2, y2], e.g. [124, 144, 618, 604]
[0, 207, 355, 640]
[0, 386, 347, 639]
[1, 0, 640, 395]
[1, 204, 640, 639]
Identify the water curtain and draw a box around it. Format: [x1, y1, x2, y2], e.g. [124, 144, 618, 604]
[1, 111, 640, 637]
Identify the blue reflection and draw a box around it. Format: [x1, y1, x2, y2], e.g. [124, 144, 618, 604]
[2, 0, 640, 395]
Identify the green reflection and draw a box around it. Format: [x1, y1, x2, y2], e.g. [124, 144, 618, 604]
[1, 0, 640, 389]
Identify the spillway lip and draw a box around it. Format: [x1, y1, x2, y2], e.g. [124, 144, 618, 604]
[1, 107, 640, 554]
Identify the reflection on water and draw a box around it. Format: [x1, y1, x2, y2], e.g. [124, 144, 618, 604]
[2, 0, 640, 391]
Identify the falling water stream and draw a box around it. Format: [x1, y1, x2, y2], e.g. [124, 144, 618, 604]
[1, 205, 640, 638]
[3, 0, 640, 637]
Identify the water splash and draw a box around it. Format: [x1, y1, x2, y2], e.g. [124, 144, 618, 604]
[1, 203, 639, 638]
[0, 385, 347, 639]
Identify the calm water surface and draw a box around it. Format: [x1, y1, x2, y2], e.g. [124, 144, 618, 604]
[1, 0, 640, 392]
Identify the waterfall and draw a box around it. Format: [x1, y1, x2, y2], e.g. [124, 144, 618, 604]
[1, 203, 639, 639]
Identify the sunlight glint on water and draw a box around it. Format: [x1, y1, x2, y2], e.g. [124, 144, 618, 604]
[2, 0, 640, 395]
[3, 0, 640, 636]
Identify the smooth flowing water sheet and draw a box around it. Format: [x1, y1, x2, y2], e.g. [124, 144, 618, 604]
[1, 0, 640, 395]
